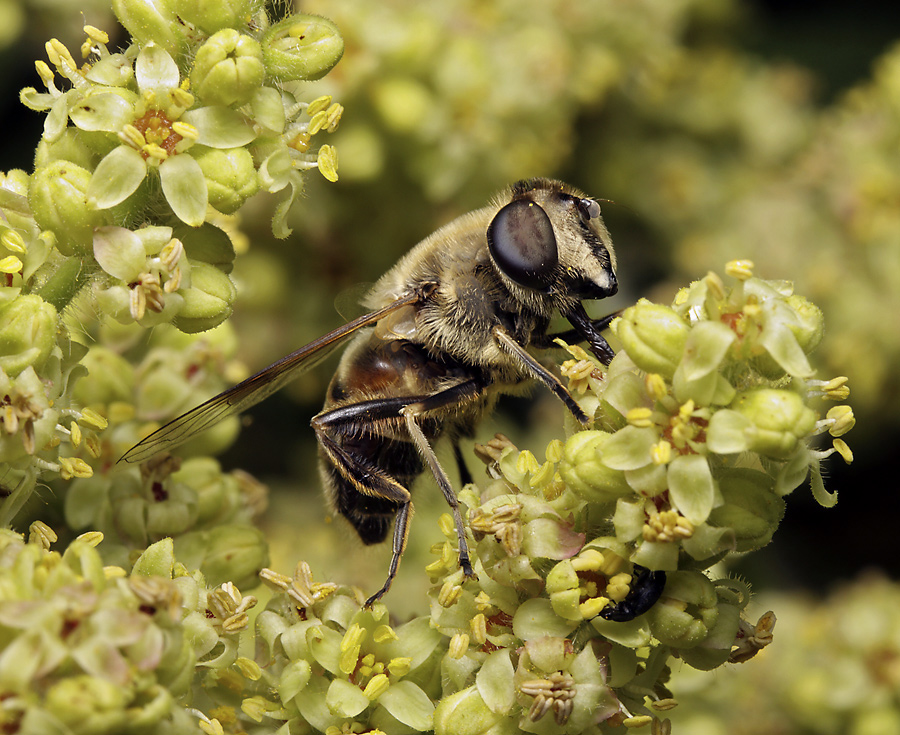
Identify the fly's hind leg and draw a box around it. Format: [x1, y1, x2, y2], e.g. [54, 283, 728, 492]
[312, 379, 484, 606]
[314, 428, 414, 607]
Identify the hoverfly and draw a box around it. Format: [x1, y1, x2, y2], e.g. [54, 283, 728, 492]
[122, 178, 621, 606]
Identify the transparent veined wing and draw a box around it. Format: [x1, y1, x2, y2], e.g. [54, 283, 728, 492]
[119, 289, 425, 464]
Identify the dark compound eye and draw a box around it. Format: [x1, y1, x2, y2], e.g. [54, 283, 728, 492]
[487, 198, 558, 291]
[579, 198, 601, 220]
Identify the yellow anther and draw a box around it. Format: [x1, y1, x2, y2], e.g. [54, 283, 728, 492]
[29, 521, 57, 550]
[579, 596, 609, 619]
[470, 613, 487, 645]
[0, 256, 23, 274]
[84, 25, 110, 45]
[606, 572, 632, 602]
[362, 673, 390, 700]
[645, 373, 668, 401]
[704, 270, 726, 300]
[387, 657, 411, 677]
[235, 657, 262, 681]
[119, 124, 147, 148]
[35, 60, 55, 85]
[316, 144, 338, 182]
[78, 407, 108, 430]
[516, 449, 541, 475]
[448, 632, 469, 659]
[833, 438, 853, 464]
[75, 531, 104, 547]
[171, 120, 199, 141]
[626, 407, 654, 428]
[545, 439, 564, 463]
[1, 229, 26, 253]
[438, 581, 463, 608]
[69, 421, 82, 447]
[571, 549, 605, 572]
[373, 624, 398, 644]
[240, 697, 269, 723]
[58, 456, 93, 480]
[529, 460, 556, 488]
[306, 95, 333, 117]
[826, 405, 855, 437]
[725, 259, 755, 280]
[650, 440, 672, 466]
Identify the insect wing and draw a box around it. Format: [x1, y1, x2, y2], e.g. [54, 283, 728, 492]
[119, 291, 422, 464]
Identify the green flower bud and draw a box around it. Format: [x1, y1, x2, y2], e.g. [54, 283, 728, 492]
[191, 30, 265, 107]
[170, 457, 242, 526]
[111, 0, 185, 53]
[707, 469, 785, 552]
[647, 571, 718, 648]
[0, 294, 57, 377]
[132, 537, 176, 578]
[678, 594, 742, 671]
[261, 14, 344, 82]
[546, 560, 582, 621]
[173, 223, 236, 273]
[753, 294, 825, 378]
[558, 431, 631, 503]
[72, 347, 135, 406]
[173, 261, 237, 333]
[29, 160, 111, 256]
[733, 388, 817, 459]
[434, 686, 515, 735]
[174, 524, 268, 588]
[176, 0, 251, 33]
[611, 300, 690, 379]
[192, 146, 260, 214]
[44, 675, 127, 734]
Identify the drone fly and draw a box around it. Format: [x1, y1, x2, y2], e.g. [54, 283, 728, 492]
[122, 178, 621, 606]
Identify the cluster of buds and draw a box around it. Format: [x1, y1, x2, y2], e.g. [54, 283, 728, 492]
[0, 529, 264, 734]
[20, 7, 343, 333]
[234, 262, 850, 735]
[0, 0, 342, 557]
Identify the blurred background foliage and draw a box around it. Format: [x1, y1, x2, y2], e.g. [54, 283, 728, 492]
[3, 0, 899, 726]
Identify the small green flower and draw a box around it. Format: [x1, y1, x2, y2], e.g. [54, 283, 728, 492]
[260, 14, 344, 82]
[191, 30, 265, 108]
[28, 160, 111, 256]
[0, 294, 57, 377]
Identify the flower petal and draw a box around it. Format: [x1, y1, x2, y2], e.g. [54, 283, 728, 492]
[93, 226, 146, 281]
[135, 43, 180, 92]
[598, 425, 657, 471]
[180, 106, 256, 148]
[375, 680, 434, 732]
[667, 454, 715, 524]
[159, 155, 208, 226]
[70, 92, 134, 132]
[476, 650, 515, 714]
[87, 146, 147, 209]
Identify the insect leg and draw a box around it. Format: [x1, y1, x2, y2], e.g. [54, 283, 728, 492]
[398, 379, 488, 584]
[453, 441, 474, 486]
[492, 325, 590, 424]
[560, 302, 617, 365]
[533, 309, 622, 351]
[312, 379, 484, 605]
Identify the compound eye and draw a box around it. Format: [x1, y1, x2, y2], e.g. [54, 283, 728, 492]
[487, 199, 558, 291]
[580, 198, 601, 220]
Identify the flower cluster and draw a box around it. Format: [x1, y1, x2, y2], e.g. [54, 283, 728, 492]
[235, 262, 850, 735]
[0, 528, 261, 734]
[21, 9, 342, 332]
[1, 0, 343, 553]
